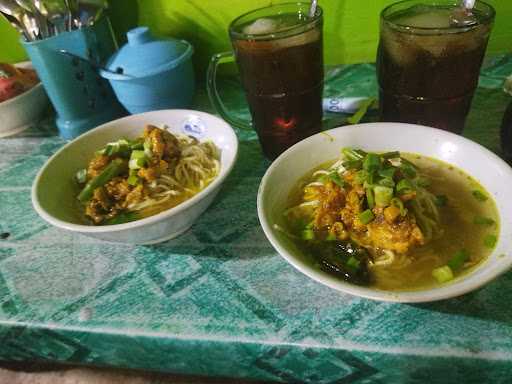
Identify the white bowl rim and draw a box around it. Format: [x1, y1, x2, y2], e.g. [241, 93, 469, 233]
[257, 122, 512, 303]
[31, 109, 239, 233]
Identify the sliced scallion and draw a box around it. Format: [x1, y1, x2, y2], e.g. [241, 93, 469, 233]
[447, 249, 469, 271]
[363, 153, 381, 173]
[396, 179, 414, 195]
[326, 232, 337, 241]
[359, 209, 375, 225]
[483, 234, 497, 249]
[366, 187, 375, 209]
[473, 216, 495, 226]
[301, 229, 315, 240]
[378, 167, 396, 179]
[346, 256, 361, 270]
[381, 151, 400, 159]
[472, 190, 488, 202]
[327, 172, 345, 188]
[342, 159, 363, 170]
[391, 197, 407, 216]
[342, 147, 364, 161]
[374, 186, 394, 207]
[432, 266, 454, 284]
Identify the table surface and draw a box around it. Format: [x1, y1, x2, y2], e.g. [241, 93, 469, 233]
[1, 57, 512, 384]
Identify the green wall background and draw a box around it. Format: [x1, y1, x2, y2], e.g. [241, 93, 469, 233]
[1, 0, 511, 71]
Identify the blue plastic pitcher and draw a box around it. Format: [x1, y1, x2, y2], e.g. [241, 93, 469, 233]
[22, 18, 126, 139]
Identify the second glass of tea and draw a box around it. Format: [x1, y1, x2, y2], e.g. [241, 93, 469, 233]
[208, 3, 324, 160]
[377, 0, 495, 133]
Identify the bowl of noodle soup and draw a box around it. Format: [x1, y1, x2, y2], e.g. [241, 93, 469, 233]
[257, 123, 512, 302]
[32, 109, 238, 244]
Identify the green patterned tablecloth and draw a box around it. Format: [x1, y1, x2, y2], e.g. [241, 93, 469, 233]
[0, 57, 512, 383]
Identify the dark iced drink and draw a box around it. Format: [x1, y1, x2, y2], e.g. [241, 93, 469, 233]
[230, 7, 323, 159]
[377, 1, 495, 133]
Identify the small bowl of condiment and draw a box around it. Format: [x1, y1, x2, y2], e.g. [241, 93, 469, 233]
[100, 27, 195, 114]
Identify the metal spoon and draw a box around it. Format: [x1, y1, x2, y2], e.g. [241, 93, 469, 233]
[15, 0, 50, 37]
[0, 10, 29, 39]
[64, 0, 78, 29]
[34, 0, 69, 34]
[0, 0, 39, 40]
[308, 0, 317, 18]
[451, 0, 478, 26]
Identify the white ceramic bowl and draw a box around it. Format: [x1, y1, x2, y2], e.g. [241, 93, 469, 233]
[258, 122, 512, 303]
[32, 109, 238, 244]
[0, 62, 49, 138]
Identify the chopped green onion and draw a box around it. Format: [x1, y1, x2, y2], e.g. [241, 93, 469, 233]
[301, 229, 315, 240]
[378, 167, 396, 179]
[400, 157, 419, 169]
[75, 168, 87, 184]
[144, 139, 153, 158]
[359, 209, 375, 225]
[77, 159, 125, 203]
[342, 148, 364, 161]
[127, 170, 139, 186]
[102, 139, 130, 157]
[354, 170, 367, 184]
[435, 195, 448, 207]
[447, 249, 469, 271]
[363, 153, 381, 173]
[396, 179, 414, 194]
[381, 151, 400, 159]
[483, 234, 497, 249]
[327, 172, 345, 188]
[366, 187, 375, 209]
[128, 157, 146, 170]
[129, 139, 144, 150]
[367, 170, 375, 185]
[472, 190, 488, 202]
[342, 159, 362, 170]
[399, 163, 417, 178]
[130, 150, 146, 160]
[326, 232, 337, 241]
[354, 149, 368, 158]
[374, 186, 394, 207]
[378, 177, 395, 188]
[391, 197, 407, 216]
[346, 256, 361, 270]
[473, 216, 495, 226]
[432, 266, 454, 284]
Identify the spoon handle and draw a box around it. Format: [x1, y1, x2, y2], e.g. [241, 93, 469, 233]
[463, 0, 476, 10]
[309, 0, 317, 17]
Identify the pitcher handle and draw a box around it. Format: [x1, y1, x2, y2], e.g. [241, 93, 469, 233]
[207, 52, 252, 131]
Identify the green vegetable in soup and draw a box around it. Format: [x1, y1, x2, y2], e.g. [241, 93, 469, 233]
[77, 158, 126, 203]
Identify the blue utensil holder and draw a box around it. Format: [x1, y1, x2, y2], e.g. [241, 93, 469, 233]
[22, 17, 126, 140]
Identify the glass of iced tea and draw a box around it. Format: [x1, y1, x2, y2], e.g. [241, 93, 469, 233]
[377, 0, 495, 133]
[207, 3, 323, 160]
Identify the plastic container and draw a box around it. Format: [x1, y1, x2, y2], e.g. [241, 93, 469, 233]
[100, 27, 195, 114]
[22, 17, 126, 139]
